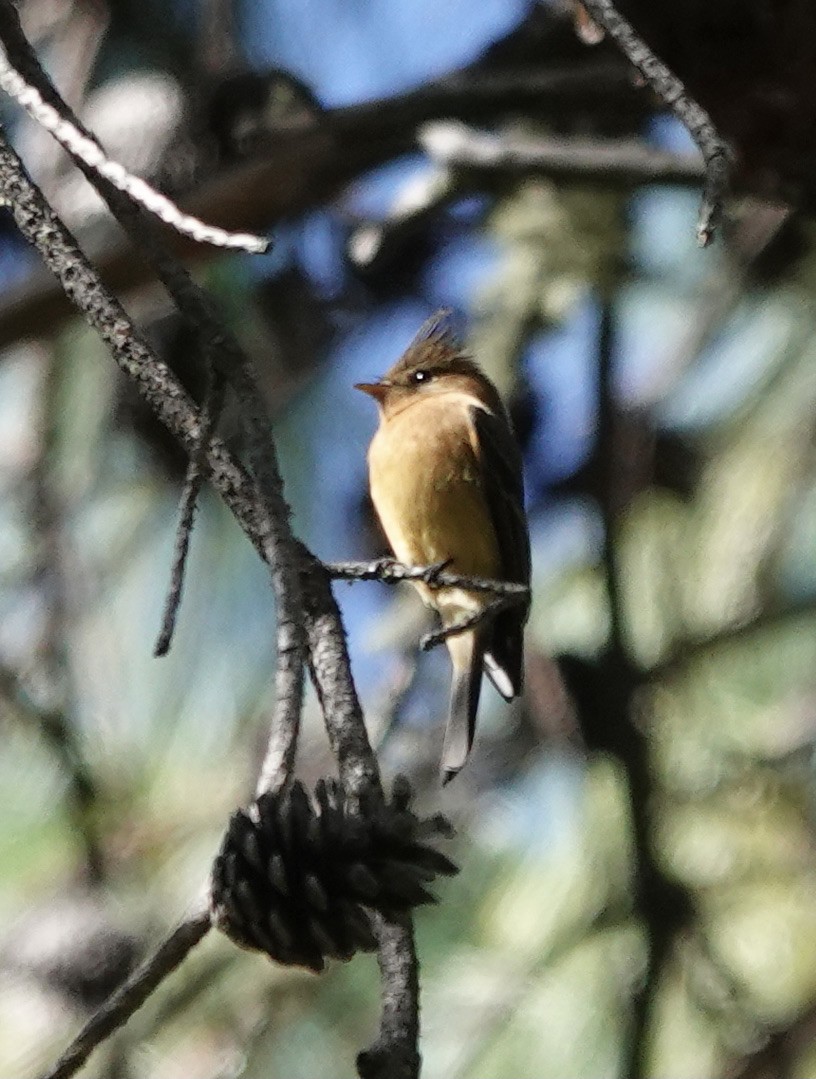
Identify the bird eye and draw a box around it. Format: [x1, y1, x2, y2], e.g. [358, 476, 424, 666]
[410, 369, 431, 384]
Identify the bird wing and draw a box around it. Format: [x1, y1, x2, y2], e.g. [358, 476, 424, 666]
[470, 404, 530, 588]
[470, 404, 531, 698]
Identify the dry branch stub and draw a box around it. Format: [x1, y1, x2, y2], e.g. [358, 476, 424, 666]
[210, 776, 457, 973]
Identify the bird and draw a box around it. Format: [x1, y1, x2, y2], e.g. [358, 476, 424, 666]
[356, 311, 531, 781]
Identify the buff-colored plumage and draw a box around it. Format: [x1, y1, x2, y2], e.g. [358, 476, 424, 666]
[356, 312, 531, 781]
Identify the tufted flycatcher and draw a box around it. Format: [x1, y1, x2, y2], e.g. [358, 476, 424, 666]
[356, 312, 531, 782]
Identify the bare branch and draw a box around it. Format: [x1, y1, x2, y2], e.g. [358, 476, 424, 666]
[154, 368, 226, 657]
[327, 558, 530, 599]
[420, 594, 522, 651]
[300, 555, 420, 1079]
[0, 134, 263, 546]
[578, 0, 731, 244]
[0, 44, 269, 254]
[0, 15, 423, 1073]
[39, 908, 212, 1079]
[301, 554, 382, 802]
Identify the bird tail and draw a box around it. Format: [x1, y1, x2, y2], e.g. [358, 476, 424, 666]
[484, 615, 524, 701]
[441, 631, 484, 784]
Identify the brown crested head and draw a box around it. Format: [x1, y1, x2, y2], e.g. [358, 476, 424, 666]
[355, 309, 504, 417]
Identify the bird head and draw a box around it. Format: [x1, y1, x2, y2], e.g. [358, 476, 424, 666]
[355, 310, 501, 417]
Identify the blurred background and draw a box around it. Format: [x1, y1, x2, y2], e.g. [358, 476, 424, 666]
[2, 0, 816, 1076]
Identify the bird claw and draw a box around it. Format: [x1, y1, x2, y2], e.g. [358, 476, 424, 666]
[423, 558, 453, 586]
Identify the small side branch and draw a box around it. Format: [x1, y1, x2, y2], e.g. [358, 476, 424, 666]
[420, 595, 521, 651]
[327, 558, 530, 599]
[329, 558, 530, 656]
[578, 0, 731, 245]
[154, 368, 226, 657]
[300, 553, 420, 1079]
[39, 908, 212, 1079]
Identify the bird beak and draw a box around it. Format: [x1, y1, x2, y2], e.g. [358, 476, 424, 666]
[355, 380, 389, 402]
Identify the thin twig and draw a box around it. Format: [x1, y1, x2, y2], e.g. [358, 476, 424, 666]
[154, 367, 226, 657]
[39, 908, 212, 1079]
[578, 0, 731, 245]
[0, 5, 308, 799]
[0, 119, 306, 799]
[0, 134, 266, 555]
[327, 558, 530, 599]
[420, 595, 521, 651]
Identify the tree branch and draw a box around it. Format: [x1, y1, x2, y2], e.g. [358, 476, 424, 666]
[578, 0, 731, 244]
[0, 56, 421, 1078]
[0, 40, 268, 253]
[327, 557, 530, 598]
[154, 366, 226, 657]
[300, 554, 420, 1079]
[358, 916, 421, 1079]
[420, 594, 523, 651]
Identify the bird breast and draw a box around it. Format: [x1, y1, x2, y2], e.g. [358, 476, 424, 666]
[368, 394, 501, 611]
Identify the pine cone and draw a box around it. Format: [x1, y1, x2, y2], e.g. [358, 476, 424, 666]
[210, 776, 457, 972]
